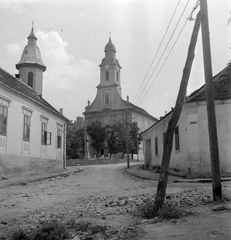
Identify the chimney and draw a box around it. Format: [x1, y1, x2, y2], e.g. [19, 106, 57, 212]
[15, 74, 21, 80]
[59, 108, 63, 115]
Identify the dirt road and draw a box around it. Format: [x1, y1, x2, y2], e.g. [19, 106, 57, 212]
[0, 163, 230, 239]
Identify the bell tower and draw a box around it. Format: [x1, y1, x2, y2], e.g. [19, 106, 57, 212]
[16, 27, 46, 95]
[98, 37, 122, 97]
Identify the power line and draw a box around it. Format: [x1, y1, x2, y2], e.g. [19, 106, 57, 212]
[134, 0, 191, 105]
[136, 0, 200, 106]
[132, 0, 181, 103]
[0, 0, 146, 45]
[0, 0, 110, 36]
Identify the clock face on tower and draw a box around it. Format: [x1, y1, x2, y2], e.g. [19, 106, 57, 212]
[105, 65, 109, 70]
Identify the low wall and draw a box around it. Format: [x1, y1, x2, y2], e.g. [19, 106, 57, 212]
[0, 153, 63, 178]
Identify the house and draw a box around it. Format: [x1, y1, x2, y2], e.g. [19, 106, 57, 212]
[141, 63, 231, 178]
[0, 28, 68, 177]
[83, 37, 157, 159]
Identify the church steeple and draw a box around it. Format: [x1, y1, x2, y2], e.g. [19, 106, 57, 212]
[16, 27, 46, 95]
[99, 37, 122, 97]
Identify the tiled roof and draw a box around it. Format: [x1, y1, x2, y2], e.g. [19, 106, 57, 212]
[186, 64, 231, 103]
[0, 67, 68, 121]
[122, 99, 158, 121]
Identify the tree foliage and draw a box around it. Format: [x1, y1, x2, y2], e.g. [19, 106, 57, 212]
[86, 120, 141, 159]
[66, 121, 84, 159]
[86, 121, 108, 157]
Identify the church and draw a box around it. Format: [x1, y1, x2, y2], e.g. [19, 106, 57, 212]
[83, 37, 157, 159]
[0, 28, 68, 177]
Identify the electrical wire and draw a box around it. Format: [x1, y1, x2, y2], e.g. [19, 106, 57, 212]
[0, 0, 146, 44]
[0, 0, 110, 36]
[136, 0, 200, 106]
[132, 0, 181, 103]
[133, 0, 191, 105]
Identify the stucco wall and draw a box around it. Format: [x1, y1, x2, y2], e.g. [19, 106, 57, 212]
[142, 101, 231, 178]
[197, 101, 231, 175]
[0, 88, 66, 177]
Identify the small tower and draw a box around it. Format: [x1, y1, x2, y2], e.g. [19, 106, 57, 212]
[16, 27, 46, 95]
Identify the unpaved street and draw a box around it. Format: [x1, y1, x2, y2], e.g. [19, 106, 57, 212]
[0, 163, 231, 239]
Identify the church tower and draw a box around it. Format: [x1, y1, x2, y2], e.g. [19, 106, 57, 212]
[16, 28, 46, 95]
[98, 37, 122, 104]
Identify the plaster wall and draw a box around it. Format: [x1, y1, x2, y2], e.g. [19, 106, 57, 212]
[197, 102, 231, 175]
[0, 88, 66, 176]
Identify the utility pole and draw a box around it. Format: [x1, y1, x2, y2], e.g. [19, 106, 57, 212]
[152, 11, 202, 215]
[200, 0, 222, 200]
[126, 96, 130, 168]
[126, 108, 130, 168]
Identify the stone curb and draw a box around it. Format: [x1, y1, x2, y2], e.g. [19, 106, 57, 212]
[0, 167, 83, 189]
[125, 165, 231, 183]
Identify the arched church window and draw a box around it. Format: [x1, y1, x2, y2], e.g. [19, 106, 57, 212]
[104, 94, 110, 105]
[116, 72, 119, 82]
[106, 71, 109, 81]
[28, 72, 33, 88]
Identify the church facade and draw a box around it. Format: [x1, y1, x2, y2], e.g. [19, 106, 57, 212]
[83, 37, 157, 159]
[0, 28, 68, 177]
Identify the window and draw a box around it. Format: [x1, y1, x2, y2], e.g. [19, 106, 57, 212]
[41, 122, 51, 145]
[163, 132, 166, 149]
[41, 122, 47, 145]
[57, 125, 62, 149]
[116, 72, 119, 82]
[106, 71, 109, 81]
[23, 115, 30, 141]
[28, 72, 33, 88]
[41, 115, 51, 145]
[104, 94, 110, 105]
[155, 137, 158, 156]
[0, 106, 7, 136]
[175, 126, 180, 151]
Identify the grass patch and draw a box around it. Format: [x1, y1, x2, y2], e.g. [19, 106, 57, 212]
[136, 199, 191, 220]
[10, 221, 67, 240]
[158, 202, 188, 219]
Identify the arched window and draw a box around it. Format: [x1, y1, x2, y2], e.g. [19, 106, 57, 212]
[106, 71, 109, 81]
[28, 72, 33, 88]
[116, 72, 119, 82]
[105, 94, 110, 105]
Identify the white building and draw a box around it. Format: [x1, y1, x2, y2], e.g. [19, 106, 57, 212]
[141, 64, 231, 178]
[0, 28, 68, 177]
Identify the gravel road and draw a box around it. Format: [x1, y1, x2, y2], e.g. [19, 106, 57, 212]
[0, 163, 230, 239]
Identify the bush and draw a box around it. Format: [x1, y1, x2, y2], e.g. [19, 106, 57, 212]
[10, 230, 29, 240]
[10, 221, 67, 240]
[136, 199, 191, 220]
[158, 202, 186, 219]
[32, 221, 67, 240]
[136, 199, 155, 219]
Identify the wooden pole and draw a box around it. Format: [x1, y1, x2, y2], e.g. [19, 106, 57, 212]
[126, 107, 130, 168]
[152, 11, 202, 216]
[200, 0, 222, 200]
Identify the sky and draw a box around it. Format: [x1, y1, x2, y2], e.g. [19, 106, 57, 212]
[0, 0, 230, 122]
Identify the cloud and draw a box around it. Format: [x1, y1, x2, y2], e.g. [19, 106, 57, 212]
[35, 31, 98, 90]
[6, 43, 21, 55]
[0, 0, 40, 13]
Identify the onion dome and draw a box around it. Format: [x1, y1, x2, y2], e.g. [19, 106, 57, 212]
[16, 28, 46, 71]
[104, 37, 116, 53]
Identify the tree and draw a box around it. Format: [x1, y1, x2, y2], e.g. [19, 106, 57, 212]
[86, 121, 108, 157]
[129, 121, 142, 159]
[106, 123, 120, 159]
[66, 122, 84, 159]
[105, 120, 141, 159]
